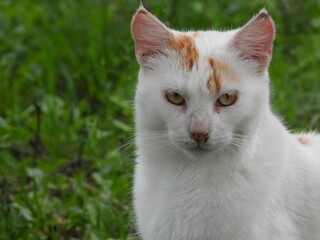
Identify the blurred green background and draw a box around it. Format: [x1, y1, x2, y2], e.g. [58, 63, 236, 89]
[0, 0, 319, 239]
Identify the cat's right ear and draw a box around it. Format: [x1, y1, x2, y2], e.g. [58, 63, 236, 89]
[131, 6, 172, 67]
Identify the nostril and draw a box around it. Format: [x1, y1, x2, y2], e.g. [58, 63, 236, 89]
[190, 132, 209, 144]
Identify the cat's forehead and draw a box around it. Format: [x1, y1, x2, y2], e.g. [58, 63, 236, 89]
[187, 29, 238, 55]
[169, 30, 240, 93]
[174, 30, 234, 60]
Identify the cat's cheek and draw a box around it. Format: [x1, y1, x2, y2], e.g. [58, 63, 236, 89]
[167, 127, 192, 149]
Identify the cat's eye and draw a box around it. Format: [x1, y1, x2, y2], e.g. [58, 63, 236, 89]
[217, 93, 237, 107]
[166, 92, 185, 105]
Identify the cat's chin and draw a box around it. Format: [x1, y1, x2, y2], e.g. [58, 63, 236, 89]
[180, 145, 239, 162]
[190, 147, 213, 155]
[177, 143, 228, 159]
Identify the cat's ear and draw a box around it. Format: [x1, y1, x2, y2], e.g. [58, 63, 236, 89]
[230, 9, 275, 74]
[131, 6, 172, 66]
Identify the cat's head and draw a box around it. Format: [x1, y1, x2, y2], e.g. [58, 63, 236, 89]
[132, 7, 275, 158]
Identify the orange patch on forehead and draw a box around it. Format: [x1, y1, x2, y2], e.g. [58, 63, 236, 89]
[170, 34, 199, 70]
[207, 57, 236, 93]
[297, 136, 310, 146]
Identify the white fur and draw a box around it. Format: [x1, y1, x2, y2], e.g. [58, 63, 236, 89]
[133, 14, 320, 240]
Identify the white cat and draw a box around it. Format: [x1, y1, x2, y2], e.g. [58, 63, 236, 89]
[131, 6, 320, 240]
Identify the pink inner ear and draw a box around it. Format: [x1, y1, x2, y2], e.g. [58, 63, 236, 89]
[231, 10, 275, 73]
[131, 7, 172, 65]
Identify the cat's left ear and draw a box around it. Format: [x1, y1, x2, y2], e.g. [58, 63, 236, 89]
[230, 9, 275, 74]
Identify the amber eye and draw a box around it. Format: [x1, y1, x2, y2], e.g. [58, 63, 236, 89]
[166, 92, 185, 105]
[217, 93, 237, 107]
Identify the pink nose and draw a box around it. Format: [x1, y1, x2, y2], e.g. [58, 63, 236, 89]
[190, 132, 209, 144]
[188, 111, 211, 144]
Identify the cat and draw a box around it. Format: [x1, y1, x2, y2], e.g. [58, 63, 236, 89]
[131, 6, 320, 240]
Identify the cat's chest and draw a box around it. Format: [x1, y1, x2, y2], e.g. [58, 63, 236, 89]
[136, 187, 258, 240]
[134, 161, 264, 239]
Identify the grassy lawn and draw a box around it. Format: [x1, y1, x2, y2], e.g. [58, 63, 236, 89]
[0, 0, 319, 239]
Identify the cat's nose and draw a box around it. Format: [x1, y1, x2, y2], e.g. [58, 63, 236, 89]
[188, 111, 211, 144]
[190, 131, 209, 144]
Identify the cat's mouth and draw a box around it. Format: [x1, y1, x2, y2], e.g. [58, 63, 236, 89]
[181, 140, 229, 155]
[183, 142, 217, 153]
[169, 132, 231, 155]
[193, 144, 210, 151]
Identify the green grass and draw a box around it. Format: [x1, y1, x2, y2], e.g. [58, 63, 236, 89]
[0, 0, 319, 239]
